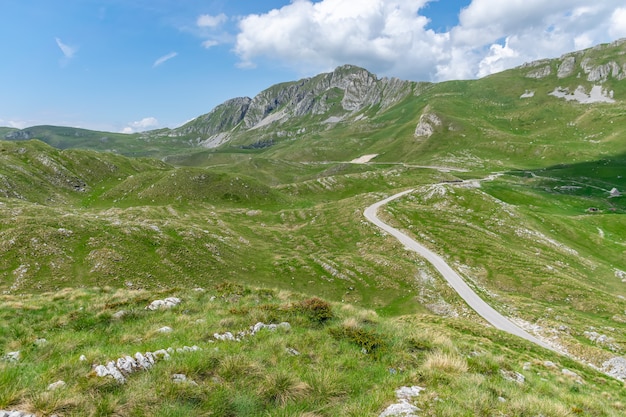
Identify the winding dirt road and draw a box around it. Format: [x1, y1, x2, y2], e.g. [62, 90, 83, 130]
[364, 189, 553, 351]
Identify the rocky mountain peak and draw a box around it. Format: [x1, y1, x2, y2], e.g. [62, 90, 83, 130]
[175, 64, 415, 147]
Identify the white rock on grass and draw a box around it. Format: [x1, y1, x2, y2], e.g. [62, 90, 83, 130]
[214, 331, 238, 341]
[379, 402, 419, 417]
[395, 386, 425, 400]
[47, 380, 66, 391]
[175, 345, 201, 353]
[93, 346, 198, 384]
[378, 386, 425, 417]
[286, 347, 300, 356]
[500, 370, 525, 384]
[602, 357, 626, 380]
[157, 326, 173, 333]
[112, 310, 126, 319]
[214, 322, 291, 342]
[146, 297, 181, 311]
[1, 351, 20, 362]
[0, 411, 37, 417]
[562, 368, 581, 380]
[94, 361, 126, 383]
[172, 373, 198, 385]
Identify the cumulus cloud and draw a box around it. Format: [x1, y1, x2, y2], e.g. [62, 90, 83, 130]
[122, 117, 159, 133]
[153, 52, 178, 67]
[55, 37, 77, 59]
[477, 37, 520, 78]
[232, 0, 625, 81]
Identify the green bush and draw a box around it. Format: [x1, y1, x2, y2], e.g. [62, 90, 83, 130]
[329, 325, 386, 354]
[291, 297, 334, 324]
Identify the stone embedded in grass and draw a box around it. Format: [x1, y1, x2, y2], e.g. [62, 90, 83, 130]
[112, 310, 126, 319]
[395, 386, 425, 401]
[146, 297, 181, 310]
[0, 410, 37, 417]
[286, 347, 300, 356]
[543, 361, 556, 368]
[378, 386, 424, 417]
[561, 368, 581, 381]
[158, 326, 173, 333]
[379, 402, 419, 417]
[1, 351, 20, 362]
[500, 369, 525, 384]
[175, 345, 201, 353]
[214, 331, 238, 341]
[213, 322, 291, 342]
[172, 373, 198, 385]
[602, 357, 626, 381]
[92, 346, 198, 384]
[34, 338, 47, 346]
[94, 361, 126, 383]
[47, 380, 66, 391]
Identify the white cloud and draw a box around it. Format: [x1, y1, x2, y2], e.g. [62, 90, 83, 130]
[1, 119, 28, 129]
[477, 37, 519, 78]
[202, 39, 219, 49]
[609, 8, 626, 39]
[153, 52, 178, 67]
[197, 13, 227, 28]
[232, 0, 625, 82]
[55, 37, 77, 59]
[235, 0, 436, 75]
[122, 117, 159, 133]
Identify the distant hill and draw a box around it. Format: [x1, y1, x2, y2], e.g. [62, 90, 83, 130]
[4, 39, 626, 173]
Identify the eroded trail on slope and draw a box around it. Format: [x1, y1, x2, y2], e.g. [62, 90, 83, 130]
[364, 189, 554, 351]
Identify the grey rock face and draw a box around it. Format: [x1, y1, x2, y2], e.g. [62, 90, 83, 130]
[582, 59, 622, 82]
[178, 97, 252, 137]
[557, 56, 576, 78]
[526, 65, 552, 79]
[4, 130, 32, 140]
[414, 112, 442, 138]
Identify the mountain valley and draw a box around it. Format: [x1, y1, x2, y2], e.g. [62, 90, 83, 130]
[2, 39, 626, 416]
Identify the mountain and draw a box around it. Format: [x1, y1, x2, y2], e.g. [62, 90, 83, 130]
[167, 64, 422, 148]
[4, 39, 626, 167]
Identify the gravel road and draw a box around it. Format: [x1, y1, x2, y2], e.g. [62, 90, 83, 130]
[364, 189, 553, 351]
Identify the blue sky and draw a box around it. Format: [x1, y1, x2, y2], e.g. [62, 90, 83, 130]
[1, 0, 624, 133]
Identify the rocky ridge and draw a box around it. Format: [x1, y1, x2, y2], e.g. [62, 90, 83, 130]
[173, 65, 419, 147]
[522, 38, 626, 82]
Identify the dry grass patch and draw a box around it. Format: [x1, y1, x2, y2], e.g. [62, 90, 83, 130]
[422, 351, 468, 374]
[259, 372, 311, 406]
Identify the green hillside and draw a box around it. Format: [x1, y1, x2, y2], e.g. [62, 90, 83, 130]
[1, 40, 626, 415]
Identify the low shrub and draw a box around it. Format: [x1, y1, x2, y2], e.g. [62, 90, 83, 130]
[291, 297, 334, 324]
[329, 325, 386, 354]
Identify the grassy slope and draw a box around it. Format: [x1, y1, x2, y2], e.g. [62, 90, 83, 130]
[2, 41, 626, 414]
[1, 285, 624, 416]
